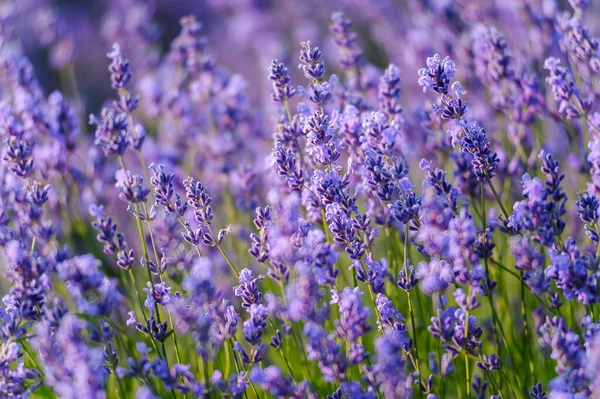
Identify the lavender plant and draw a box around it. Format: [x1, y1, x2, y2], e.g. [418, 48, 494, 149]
[3, 1, 600, 398]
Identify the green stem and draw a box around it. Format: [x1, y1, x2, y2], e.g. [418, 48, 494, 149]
[229, 339, 260, 398]
[402, 225, 423, 391]
[464, 308, 471, 399]
[112, 369, 126, 399]
[278, 281, 312, 382]
[216, 244, 240, 278]
[128, 269, 161, 358]
[22, 341, 43, 376]
[283, 98, 304, 167]
[142, 203, 183, 366]
[132, 202, 161, 322]
[520, 270, 534, 390]
[487, 372, 504, 399]
[484, 172, 510, 219]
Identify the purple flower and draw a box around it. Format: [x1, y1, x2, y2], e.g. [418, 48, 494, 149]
[375, 293, 405, 333]
[46, 91, 79, 152]
[89, 108, 129, 158]
[241, 304, 267, 346]
[416, 258, 453, 295]
[588, 138, 600, 196]
[577, 191, 600, 242]
[4, 136, 34, 178]
[529, 382, 547, 399]
[304, 322, 347, 382]
[33, 314, 109, 398]
[234, 268, 264, 308]
[544, 57, 588, 119]
[298, 41, 325, 81]
[249, 366, 295, 397]
[471, 26, 513, 85]
[418, 54, 456, 94]
[168, 16, 211, 73]
[272, 142, 305, 190]
[117, 173, 150, 204]
[107, 43, 132, 90]
[303, 111, 341, 166]
[458, 124, 499, 181]
[57, 254, 121, 316]
[333, 287, 371, 344]
[371, 331, 410, 398]
[378, 64, 403, 119]
[329, 12, 364, 91]
[268, 60, 296, 103]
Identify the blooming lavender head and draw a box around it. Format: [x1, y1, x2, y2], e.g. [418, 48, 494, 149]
[33, 314, 109, 397]
[378, 64, 402, 119]
[4, 136, 34, 178]
[169, 15, 211, 73]
[107, 43, 132, 90]
[298, 41, 324, 81]
[117, 173, 150, 204]
[332, 287, 371, 343]
[89, 107, 129, 157]
[471, 26, 513, 85]
[268, 60, 296, 103]
[234, 268, 264, 308]
[416, 258, 453, 295]
[459, 124, 499, 181]
[418, 54, 456, 94]
[47, 90, 79, 152]
[544, 57, 588, 119]
[304, 322, 347, 381]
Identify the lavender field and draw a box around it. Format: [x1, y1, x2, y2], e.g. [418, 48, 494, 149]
[2, 0, 600, 397]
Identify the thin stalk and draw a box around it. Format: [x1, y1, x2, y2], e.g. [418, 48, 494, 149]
[132, 202, 161, 322]
[112, 369, 126, 399]
[284, 98, 304, 167]
[596, 222, 600, 265]
[265, 318, 293, 379]
[22, 341, 43, 376]
[229, 339, 261, 398]
[402, 225, 422, 390]
[520, 270, 534, 389]
[204, 224, 240, 278]
[487, 372, 504, 399]
[278, 281, 312, 382]
[224, 340, 231, 377]
[499, 367, 518, 399]
[128, 269, 161, 358]
[481, 183, 508, 382]
[484, 172, 510, 219]
[228, 341, 250, 399]
[464, 307, 471, 399]
[216, 244, 240, 278]
[142, 203, 183, 365]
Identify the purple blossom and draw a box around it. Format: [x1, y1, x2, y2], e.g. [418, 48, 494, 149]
[33, 314, 109, 398]
[333, 287, 371, 344]
[107, 43, 132, 90]
[378, 64, 403, 120]
[234, 268, 264, 308]
[268, 60, 296, 103]
[544, 57, 588, 119]
[304, 322, 347, 382]
[89, 107, 129, 158]
[418, 54, 456, 94]
[416, 259, 453, 295]
[117, 173, 150, 204]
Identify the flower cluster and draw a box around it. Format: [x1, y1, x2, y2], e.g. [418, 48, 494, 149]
[3, 1, 600, 398]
